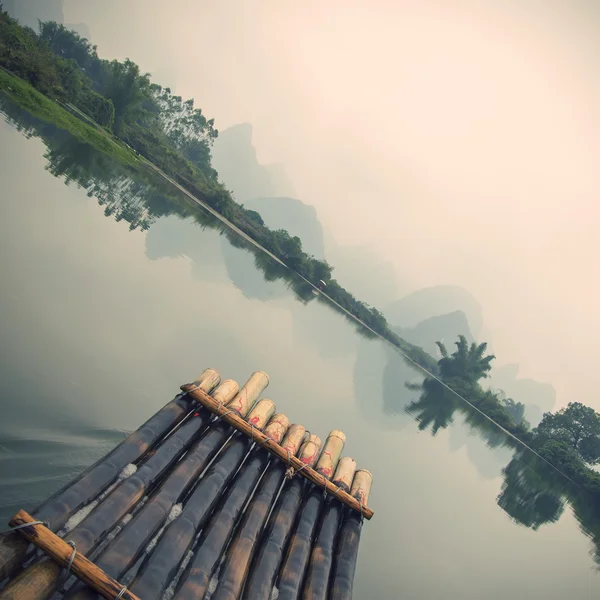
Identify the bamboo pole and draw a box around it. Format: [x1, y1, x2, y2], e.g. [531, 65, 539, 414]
[209, 424, 306, 600]
[0, 369, 221, 582]
[172, 420, 305, 600]
[64, 380, 242, 600]
[225, 371, 270, 416]
[300, 459, 358, 600]
[275, 431, 346, 600]
[242, 434, 322, 600]
[314, 431, 346, 480]
[0, 404, 214, 600]
[6, 511, 140, 600]
[328, 470, 374, 600]
[128, 400, 278, 600]
[181, 385, 374, 520]
[213, 433, 321, 600]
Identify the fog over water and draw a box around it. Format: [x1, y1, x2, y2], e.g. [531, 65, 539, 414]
[59, 0, 600, 413]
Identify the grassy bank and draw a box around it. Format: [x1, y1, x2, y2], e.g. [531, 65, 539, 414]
[0, 69, 138, 166]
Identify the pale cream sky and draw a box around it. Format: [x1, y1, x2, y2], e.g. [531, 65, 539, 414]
[64, 0, 600, 410]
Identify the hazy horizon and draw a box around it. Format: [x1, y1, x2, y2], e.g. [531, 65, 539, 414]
[61, 0, 600, 412]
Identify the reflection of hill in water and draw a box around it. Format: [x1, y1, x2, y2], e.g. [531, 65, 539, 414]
[213, 123, 399, 308]
[244, 196, 325, 260]
[487, 364, 556, 427]
[210, 120, 557, 478]
[398, 310, 474, 357]
[212, 123, 296, 203]
[220, 234, 289, 302]
[384, 285, 484, 336]
[145, 214, 228, 284]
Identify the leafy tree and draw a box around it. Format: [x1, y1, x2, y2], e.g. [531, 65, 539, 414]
[497, 451, 566, 530]
[535, 403, 600, 465]
[405, 379, 460, 435]
[497, 392, 527, 426]
[437, 335, 495, 383]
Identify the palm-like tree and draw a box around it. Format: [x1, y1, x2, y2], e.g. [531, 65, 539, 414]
[405, 379, 459, 436]
[436, 335, 495, 384]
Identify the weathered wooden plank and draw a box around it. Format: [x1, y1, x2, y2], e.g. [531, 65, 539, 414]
[0, 370, 221, 582]
[7, 511, 140, 600]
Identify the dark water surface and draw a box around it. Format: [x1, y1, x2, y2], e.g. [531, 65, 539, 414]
[0, 96, 598, 599]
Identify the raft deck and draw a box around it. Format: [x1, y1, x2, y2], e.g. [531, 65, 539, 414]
[0, 369, 373, 600]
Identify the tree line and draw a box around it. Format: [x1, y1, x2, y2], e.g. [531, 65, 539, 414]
[4, 81, 600, 567]
[0, 8, 418, 352]
[407, 334, 600, 563]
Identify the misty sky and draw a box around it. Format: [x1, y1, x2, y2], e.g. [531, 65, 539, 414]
[63, 0, 600, 411]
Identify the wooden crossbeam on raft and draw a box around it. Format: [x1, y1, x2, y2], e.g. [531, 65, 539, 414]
[181, 382, 375, 520]
[7, 512, 140, 600]
[0, 370, 222, 583]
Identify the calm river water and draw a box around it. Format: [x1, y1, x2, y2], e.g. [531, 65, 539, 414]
[0, 96, 598, 598]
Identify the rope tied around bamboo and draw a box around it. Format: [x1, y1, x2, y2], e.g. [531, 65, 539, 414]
[1, 367, 374, 600]
[180, 384, 374, 520]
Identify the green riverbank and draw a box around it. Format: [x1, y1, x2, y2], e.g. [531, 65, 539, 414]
[0, 69, 138, 165]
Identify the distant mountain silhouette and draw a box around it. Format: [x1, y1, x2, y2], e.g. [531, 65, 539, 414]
[264, 164, 297, 198]
[211, 121, 555, 444]
[398, 310, 474, 357]
[323, 234, 400, 308]
[384, 285, 484, 337]
[213, 123, 398, 306]
[4, 0, 64, 28]
[487, 363, 556, 427]
[4, 0, 91, 44]
[211, 124, 295, 203]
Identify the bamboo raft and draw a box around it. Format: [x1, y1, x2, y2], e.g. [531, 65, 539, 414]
[0, 369, 373, 600]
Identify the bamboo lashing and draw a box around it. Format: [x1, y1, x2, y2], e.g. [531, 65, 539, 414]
[128, 399, 279, 600]
[276, 431, 347, 599]
[0, 402, 218, 600]
[63, 379, 243, 600]
[181, 383, 375, 520]
[6, 511, 140, 600]
[0, 369, 221, 583]
[2, 368, 373, 600]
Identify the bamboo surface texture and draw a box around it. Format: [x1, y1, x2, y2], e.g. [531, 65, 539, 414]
[210, 428, 311, 599]
[241, 476, 306, 600]
[0, 370, 220, 582]
[300, 498, 345, 600]
[129, 400, 279, 600]
[0, 413, 211, 600]
[328, 470, 374, 600]
[300, 457, 358, 598]
[181, 383, 374, 520]
[172, 448, 272, 600]
[64, 378, 241, 600]
[240, 433, 322, 599]
[2, 369, 373, 600]
[7, 511, 141, 600]
[328, 511, 363, 600]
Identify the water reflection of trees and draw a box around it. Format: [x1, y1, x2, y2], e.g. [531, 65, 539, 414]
[6, 94, 600, 569]
[406, 362, 600, 566]
[0, 100, 315, 302]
